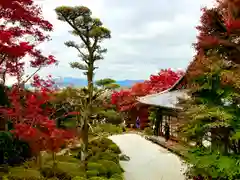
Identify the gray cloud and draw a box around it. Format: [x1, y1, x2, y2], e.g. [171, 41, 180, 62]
[23, 0, 213, 81]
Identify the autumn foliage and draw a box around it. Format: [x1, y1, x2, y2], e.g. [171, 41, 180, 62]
[195, 0, 240, 65]
[0, 77, 73, 155]
[0, 0, 72, 156]
[111, 69, 183, 111]
[0, 0, 57, 84]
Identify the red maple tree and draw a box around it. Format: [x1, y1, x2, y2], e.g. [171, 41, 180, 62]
[111, 69, 183, 111]
[1, 76, 73, 156]
[0, 0, 57, 85]
[195, 0, 240, 65]
[0, 0, 73, 157]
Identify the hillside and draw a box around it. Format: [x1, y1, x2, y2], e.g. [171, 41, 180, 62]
[53, 77, 144, 88]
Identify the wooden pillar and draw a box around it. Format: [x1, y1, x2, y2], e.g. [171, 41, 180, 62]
[156, 108, 162, 136]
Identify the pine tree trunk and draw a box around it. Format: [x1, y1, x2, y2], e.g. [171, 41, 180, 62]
[82, 63, 94, 170]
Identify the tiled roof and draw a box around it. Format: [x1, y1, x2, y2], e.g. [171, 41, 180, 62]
[137, 90, 188, 109]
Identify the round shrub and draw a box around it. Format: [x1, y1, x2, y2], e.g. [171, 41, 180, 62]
[97, 152, 119, 164]
[86, 170, 99, 178]
[88, 177, 107, 180]
[143, 127, 154, 135]
[87, 162, 107, 176]
[90, 146, 102, 155]
[88, 155, 99, 162]
[55, 169, 72, 180]
[7, 176, 42, 180]
[100, 138, 113, 146]
[72, 176, 87, 180]
[97, 160, 123, 178]
[40, 167, 54, 178]
[108, 144, 121, 154]
[110, 174, 124, 180]
[40, 167, 71, 180]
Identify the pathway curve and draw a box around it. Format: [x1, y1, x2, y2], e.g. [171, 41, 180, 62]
[109, 133, 187, 180]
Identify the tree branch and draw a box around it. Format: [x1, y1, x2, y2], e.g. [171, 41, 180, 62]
[21, 66, 41, 85]
[62, 16, 88, 45]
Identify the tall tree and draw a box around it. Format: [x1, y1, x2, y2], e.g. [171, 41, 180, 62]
[178, 54, 240, 179]
[55, 6, 111, 164]
[195, 0, 240, 65]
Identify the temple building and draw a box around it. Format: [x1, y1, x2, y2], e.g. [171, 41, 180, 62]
[137, 73, 189, 140]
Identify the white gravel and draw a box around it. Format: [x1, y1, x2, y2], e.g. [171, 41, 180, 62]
[109, 133, 187, 180]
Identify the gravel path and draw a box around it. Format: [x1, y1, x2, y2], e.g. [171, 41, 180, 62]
[109, 133, 187, 180]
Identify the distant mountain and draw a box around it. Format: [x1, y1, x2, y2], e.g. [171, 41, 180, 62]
[53, 77, 144, 88]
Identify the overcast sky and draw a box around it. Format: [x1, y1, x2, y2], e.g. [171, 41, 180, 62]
[23, 0, 214, 82]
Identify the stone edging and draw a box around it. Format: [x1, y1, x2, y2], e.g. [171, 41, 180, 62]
[144, 135, 187, 160]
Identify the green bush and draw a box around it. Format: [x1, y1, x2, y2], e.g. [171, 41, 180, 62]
[108, 144, 121, 154]
[185, 148, 240, 179]
[72, 176, 87, 180]
[91, 124, 123, 136]
[7, 176, 41, 180]
[40, 167, 54, 178]
[143, 127, 154, 135]
[55, 169, 72, 180]
[95, 152, 119, 164]
[87, 162, 107, 176]
[88, 138, 115, 153]
[87, 155, 99, 162]
[88, 177, 107, 180]
[86, 170, 99, 178]
[72, 137, 124, 179]
[89, 146, 102, 156]
[110, 174, 124, 180]
[97, 160, 123, 178]
[87, 138, 121, 162]
[98, 110, 122, 125]
[40, 167, 71, 180]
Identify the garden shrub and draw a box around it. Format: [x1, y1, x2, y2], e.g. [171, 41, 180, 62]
[88, 146, 102, 156]
[7, 176, 41, 180]
[55, 171, 72, 180]
[40, 167, 55, 178]
[95, 152, 119, 164]
[88, 177, 107, 180]
[86, 170, 99, 178]
[110, 174, 123, 180]
[98, 110, 122, 125]
[87, 162, 107, 176]
[108, 144, 121, 154]
[72, 137, 124, 179]
[143, 127, 154, 135]
[0, 132, 31, 166]
[40, 167, 72, 180]
[91, 124, 123, 136]
[87, 155, 99, 163]
[185, 148, 240, 179]
[8, 167, 41, 178]
[72, 176, 87, 180]
[88, 138, 117, 154]
[42, 161, 85, 177]
[97, 160, 123, 178]
[87, 138, 121, 163]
